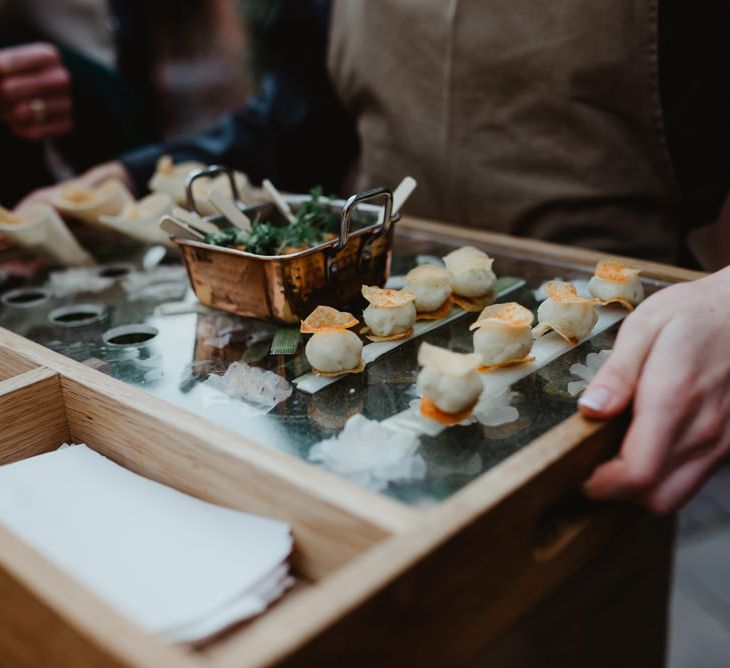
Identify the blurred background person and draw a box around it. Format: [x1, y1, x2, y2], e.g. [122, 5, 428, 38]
[0, 0, 249, 206]
[32, 0, 729, 270]
[117, 0, 358, 197]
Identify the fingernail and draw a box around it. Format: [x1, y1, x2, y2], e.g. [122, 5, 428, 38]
[578, 386, 611, 412]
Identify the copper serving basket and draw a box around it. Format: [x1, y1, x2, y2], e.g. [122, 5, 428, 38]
[169, 166, 398, 324]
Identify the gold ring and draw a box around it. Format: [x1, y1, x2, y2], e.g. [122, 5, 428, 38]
[29, 98, 46, 124]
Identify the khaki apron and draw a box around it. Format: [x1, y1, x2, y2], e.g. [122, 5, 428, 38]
[328, 0, 681, 263]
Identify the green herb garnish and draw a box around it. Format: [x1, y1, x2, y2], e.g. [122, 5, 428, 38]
[292, 186, 339, 236]
[245, 217, 283, 255]
[205, 187, 345, 256]
[205, 228, 249, 248]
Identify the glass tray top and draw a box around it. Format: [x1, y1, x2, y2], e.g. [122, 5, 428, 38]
[0, 229, 666, 506]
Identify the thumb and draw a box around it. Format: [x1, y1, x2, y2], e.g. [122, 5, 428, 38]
[578, 311, 660, 418]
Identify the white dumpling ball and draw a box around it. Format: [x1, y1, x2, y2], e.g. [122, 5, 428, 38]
[305, 330, 363, 373]
[469, 303, 534, 366]
[364, 301, 416, 336]
[300, 305, 362, 373]
[443, 246, 496, 298]
[361, 285, 417, 337]
[417, 342, 483, 415]
[536, 281, 598, 343]
[404, 264, 452, 312]
[588, 260, 644, 308]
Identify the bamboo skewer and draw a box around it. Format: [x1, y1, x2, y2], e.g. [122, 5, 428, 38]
[262, 179, 296, 224]
[170, 207, 220, 235]
[208, 190, 252, 232]
[159, 216, 205, 241]
[392, 176, 418, 216]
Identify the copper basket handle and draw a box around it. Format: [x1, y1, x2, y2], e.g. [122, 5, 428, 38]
[185, 165, 244, 215]
[336, 186, 394, 252]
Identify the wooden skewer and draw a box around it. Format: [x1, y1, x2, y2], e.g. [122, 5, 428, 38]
[170, 207, 220, 235]
[262, 179, 296, 224]
[392, 176, 418, 216]
[208, 190, 252, 232]
[160, 216, 205, 241]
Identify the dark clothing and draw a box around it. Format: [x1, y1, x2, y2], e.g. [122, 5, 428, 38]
[122, 0, 358, 197]
[0, 126, 50, 209]
[659, 0, 730, 229]
[0, 46, 155, 207]
[122, 0, 730, 233]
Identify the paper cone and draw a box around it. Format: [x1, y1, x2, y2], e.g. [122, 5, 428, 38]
[99, 193, 175, 247]
[2, 204, 93, 266]
[149, 164, 248, 215]
[53, 178, 134, 225]
[148, 161, 205, 206]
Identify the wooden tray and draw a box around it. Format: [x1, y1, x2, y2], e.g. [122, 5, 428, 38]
[0, 220, 701, 667]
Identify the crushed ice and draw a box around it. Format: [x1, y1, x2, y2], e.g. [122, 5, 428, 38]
[48, 268, 114, 297]
[122, 266, 189, 302]
[309, 414, 426, 492]
[196, 314, 276, 351]
[203, 362, 292, 409]
[472, 387, 520, 427]
[567, 349, 612, 397]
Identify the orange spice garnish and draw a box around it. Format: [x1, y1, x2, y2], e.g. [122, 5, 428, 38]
[361, 285, 416, 308]
[419, 396, 477, 425]
[470, 302, 533, 330]
[595, 260, 641, 283]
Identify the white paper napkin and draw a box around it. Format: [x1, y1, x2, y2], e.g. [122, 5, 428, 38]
[0, 444, 293, 643]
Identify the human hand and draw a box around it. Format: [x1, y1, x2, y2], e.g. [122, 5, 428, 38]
[15, 161, 134, 211]
[579, 266, 730, 513]
[0, 43, 73, 141]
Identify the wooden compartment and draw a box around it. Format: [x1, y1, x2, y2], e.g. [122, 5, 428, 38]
[0, 346, 405, 667]
[0, 324, 671, 668]
[0, 343, 38, 383]
[0, 222, 700, 667]
[0, 366, 65, 467]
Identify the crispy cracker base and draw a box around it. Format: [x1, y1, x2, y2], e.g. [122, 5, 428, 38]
[532, 322, 578, 345]
[300, 306, 359, 333]
[361, 327, 414, 343]
[416, 296, 453, 321]
[597, 298, 635, 311]
[478, 355, 535, 373]
[419, 396, 478, 425]
[312, 359, 365, 378]
[451, 291, 496, 313]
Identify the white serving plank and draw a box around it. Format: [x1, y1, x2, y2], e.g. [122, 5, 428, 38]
[383, 304, 626, 437]
[294, 279, 526, 394]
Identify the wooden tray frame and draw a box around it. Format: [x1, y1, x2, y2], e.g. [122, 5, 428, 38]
[0, 221, 702, 667]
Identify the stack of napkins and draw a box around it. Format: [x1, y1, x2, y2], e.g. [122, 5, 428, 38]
[0, 444, 293, 643]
